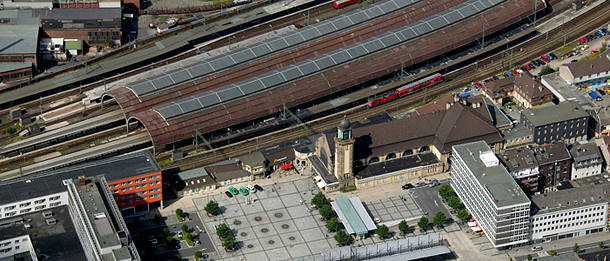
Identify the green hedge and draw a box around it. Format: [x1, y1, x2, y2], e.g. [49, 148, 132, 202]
[340, 185, 357, 192]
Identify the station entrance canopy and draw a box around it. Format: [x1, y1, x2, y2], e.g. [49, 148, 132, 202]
[331, 196, 377, 238]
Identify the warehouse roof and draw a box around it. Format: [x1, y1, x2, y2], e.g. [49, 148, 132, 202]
[0, 62, 32, 74]
[0, 18, 39, 55]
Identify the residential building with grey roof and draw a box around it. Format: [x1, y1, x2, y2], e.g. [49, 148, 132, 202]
[570, 141, 603, 180]
[451, 141, 530, 249]
[520, 101, 589, 145]
[558, 54, 610, 88]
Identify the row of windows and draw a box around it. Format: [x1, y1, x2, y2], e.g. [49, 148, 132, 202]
[534, 206, 604, 222]
[220, 176, 251, 186]
[533, 218, 603, 233]
[113, 181, 161, 193]
[534, 212, 603, 227]
[3, 196, 60, 212]
[110, 175, 161, 188]
[120, 194, 160, 205]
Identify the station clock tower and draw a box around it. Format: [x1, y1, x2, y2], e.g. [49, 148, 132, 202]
[334, 116, 355, 188]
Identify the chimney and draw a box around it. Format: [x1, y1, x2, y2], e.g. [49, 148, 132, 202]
[591, 64, 594, 69]
[539, 85, 542, 92]
[477, 102, 482, 108]
[472, 102, 476, 109]
[78, 175, 86, 186]
[519, 73, 522, 78]
[453, 93, 459, 103]
[446, 102, 452, 110]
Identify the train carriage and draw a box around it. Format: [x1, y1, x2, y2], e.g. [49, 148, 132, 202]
[368, 73, 444, 107]
[334, 0, 359, 9]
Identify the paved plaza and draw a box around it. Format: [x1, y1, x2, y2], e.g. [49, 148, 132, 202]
[363, 195, 422, 226]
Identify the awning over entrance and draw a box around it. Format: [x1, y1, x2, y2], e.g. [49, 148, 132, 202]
[280, 163, 294, 170]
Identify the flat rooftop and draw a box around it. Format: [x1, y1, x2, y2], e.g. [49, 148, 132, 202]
[522, 101, 589, 127]
[0, 205, 87, 260]
[0, 151, 160, 205]
[453, 141, 530, 208]
[0, 19, 39, 55]
[354, 153, 441, 180]
[531, 182, 610, 215]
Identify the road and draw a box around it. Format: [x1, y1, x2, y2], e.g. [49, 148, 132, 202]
[410, 179, 454, 227]
[514, 241, 609, 261]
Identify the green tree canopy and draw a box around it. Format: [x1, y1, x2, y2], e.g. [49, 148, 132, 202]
[550, 250, 557, 257]
[398, 220, 409, 233]
[222, 235, 236, 250]
[600, 241, 605, 248]
[319, 205, 336, 220]
[326, 217, 341, 232]
[166, 236, 174, 243]
[540, 65, 555, 76]
[205, 201, 220, 215]
[527, 254, 533, 261]
[376, 225, 389, 239]
[216, 223, 231, 239]
[181, 224, 188, 232]
[334, 230, 350, 245]
[438, 184, 452, 198]
[457, 209, 469, 221]
[448, 196, 461, 209]
[433, 212, 447, 227]
[418, 217, 429, 229]
[163, 227, 170, 235]
[573, 243, 580, 253]
[186, 233, 193, 240]
[175, 208, 183, 217]
[174, 254, 182, 261]
[195, 251, 202, 258]
[312, 193, 328, 208]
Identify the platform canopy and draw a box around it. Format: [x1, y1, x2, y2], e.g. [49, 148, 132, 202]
[331, 196, 377, 237]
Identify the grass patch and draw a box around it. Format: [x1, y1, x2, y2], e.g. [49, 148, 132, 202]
[581, 52, 601, 61]
[340, 185, 357, 192]
[158, 158, 172, 167]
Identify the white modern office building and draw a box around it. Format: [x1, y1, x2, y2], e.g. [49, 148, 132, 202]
[451, 141, 531, 249]
[529, 184, 609, 242]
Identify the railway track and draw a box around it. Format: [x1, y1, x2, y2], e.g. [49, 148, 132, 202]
[163, 1, 610, 171]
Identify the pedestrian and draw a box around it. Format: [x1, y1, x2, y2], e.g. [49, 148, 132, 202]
[300, 200, 303, 204]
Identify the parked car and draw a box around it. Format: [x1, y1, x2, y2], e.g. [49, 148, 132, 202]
[148, 236, 157, 244]
[402, 183, 414, 190]
[193, 238, 201, 245]
[488, 77, 495, 82]
[507, 72, 514, 77]
[531, 246, 543, 251]
[229, 186, 239, 195]
[528, 63, 535, 69]
[240, 187, 249, 196]
[571, 59, 578, 63]
[415, 182, 426, 187]
[428, 181, 439, 187]
[254, 184, 264, 191]
[536, 59, 545, 65]
[565, 52, 574, 58]
[540, 56, 550, 63]
[549, 53, 558, 60]
[521, 64, 530, 71]
[225, 191, 234, 198]
[512, 70, 520, 75]
[247, 185, 257, 193]
[573, 50, 581, 55]
[492, 75, 499, 80]
[475, 82, 483, 89]
[602, 28, 609, 35]
[177, 231, 184, 238]
[595, 32, 602, 38]
[592, 50, 599, 54]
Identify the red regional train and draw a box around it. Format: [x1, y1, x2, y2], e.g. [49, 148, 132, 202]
[368, 73, 444, 107]
[334, 0, 359, 9]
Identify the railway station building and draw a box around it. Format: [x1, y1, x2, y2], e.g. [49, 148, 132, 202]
[311, 97, 504, 192]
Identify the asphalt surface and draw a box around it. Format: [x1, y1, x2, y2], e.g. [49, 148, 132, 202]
[409, 179, 454, 227]
[131, 213, 214, 261]
[514, 241, 609, 261]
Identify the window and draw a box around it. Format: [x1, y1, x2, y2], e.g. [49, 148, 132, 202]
[49, 202, 61, 207]
[49, 196, 60, 201]
[136, 197, 147, 202]
[35, 205, 46, 210]
[121, 187, 133, 192]
[34, 199, 46, 204]
[149, 175, 160, 180]
[135, 191, 147, 196]
[20, 208, 31, 214]
[122, 199, 133, 205]
[150, 194, 160, 198]
[149, 188, 160, 193]
[3, 206, 15, 211]
[19, 203, 31, 208]
[149, 181, 160, 186]
[121, 181, 133, 186]
[109, 183, 119, 188]
[135, 184, 147, 189]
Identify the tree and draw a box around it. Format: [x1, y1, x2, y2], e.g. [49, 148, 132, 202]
[550, 250, 557, 257]
[174, 254, 182, 261]
[418, 217, 429, 229]
[181, 224, 189, 232]
[527, 254, 533, 261]
[334, 230, 350, 245]
[540, 65, 555, 76]
[163, 227, 170, 235]
[222, 235, 236, 250]
[175, 208, 183, 221]
[398, 220, 409, 233]
[186, 233, 193, 241]
[326, 217, 341, 232]
[166, 236, 174, 243]
[205, 200, 220, 215]
[457, 209, 469, 221]
[600, 241, 605, 249]
[216, 223, 231, 239]
[438, 184, 452, 198]
[376, 225, 389, 239]
[433, 212, 446, 227]
[448, 196, 461, 209]
[573, 243, 580, 253]
[319, 205, 336, 220]
[312, 193, 328, 208]
[195, 251, 202, 258]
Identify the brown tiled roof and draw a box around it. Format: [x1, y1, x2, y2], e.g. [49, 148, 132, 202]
[564, 56, 610, 79]
[262, 147, 295, 163]
[484, 76, 515, 97]
[413, 95, 491, 123]
[513, 72, 553, 102]
[205, 162, 242, 174]
[352, 112, 443, 160]
[433, 102, 503, 153]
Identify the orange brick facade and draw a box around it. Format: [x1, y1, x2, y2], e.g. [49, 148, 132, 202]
[108, 171, 162, 210]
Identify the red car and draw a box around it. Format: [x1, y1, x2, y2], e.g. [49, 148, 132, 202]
[512, 70, 520, 75]
[592, 50, 599, 54]
[475, 82, 483, 89]
[541, 56, 550, 63]
[578, 37, 586, 43]
[566, 52, 574, 58]
[521, 64, 531, 71]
